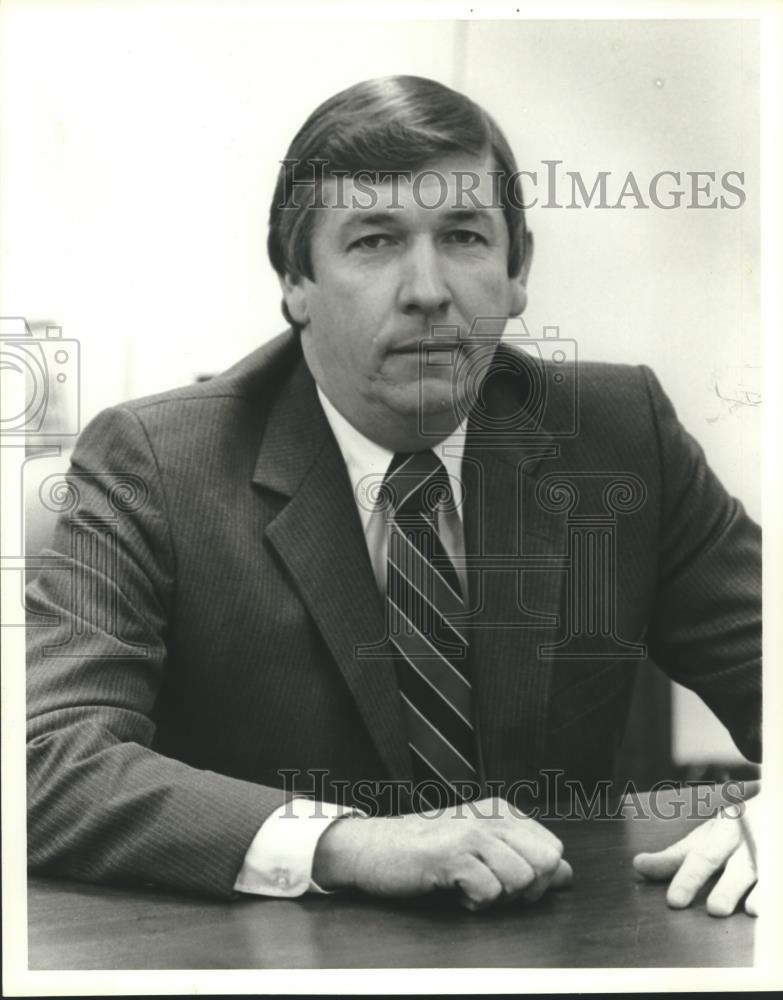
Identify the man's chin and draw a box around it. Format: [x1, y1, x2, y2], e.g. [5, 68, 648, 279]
[369, 378, 472, 440]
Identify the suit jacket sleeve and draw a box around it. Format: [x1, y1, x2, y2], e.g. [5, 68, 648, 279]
[641, 365, 761, 762]
[26, 404, 290, 898]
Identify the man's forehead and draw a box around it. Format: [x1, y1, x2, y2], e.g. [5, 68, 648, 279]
[317, 153, 505, 218]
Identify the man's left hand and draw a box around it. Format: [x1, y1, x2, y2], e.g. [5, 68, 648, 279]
[632, 793, 759, 917]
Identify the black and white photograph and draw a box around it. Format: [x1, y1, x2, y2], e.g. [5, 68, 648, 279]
[1, 1, 781, 994]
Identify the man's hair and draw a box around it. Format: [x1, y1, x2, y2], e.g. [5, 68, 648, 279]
[267, 75, 528, 328]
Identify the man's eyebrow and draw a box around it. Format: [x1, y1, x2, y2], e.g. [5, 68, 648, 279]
[338, 208, 497, 233]
[440, 208, 494, 225]
[338, 212, 399, 232]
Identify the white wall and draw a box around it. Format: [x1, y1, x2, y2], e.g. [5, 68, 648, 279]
[1, 5, 462, 412]
[2, 8, 759, 765]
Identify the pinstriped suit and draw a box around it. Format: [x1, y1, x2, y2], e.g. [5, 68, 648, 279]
[26, 329, 761, 898]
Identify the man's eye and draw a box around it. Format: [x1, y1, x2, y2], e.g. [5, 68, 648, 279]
[349, 234, 396, 251]
[445, 230, 487, 246]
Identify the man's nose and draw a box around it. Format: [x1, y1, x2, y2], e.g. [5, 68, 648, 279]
[397, 240, 452, 315]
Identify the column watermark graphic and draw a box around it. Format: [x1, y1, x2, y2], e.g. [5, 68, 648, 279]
[1, 317, 81, 628]
[1, 317, 149, 658]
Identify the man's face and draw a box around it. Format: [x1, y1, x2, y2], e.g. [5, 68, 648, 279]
[281, 153, 531, 449]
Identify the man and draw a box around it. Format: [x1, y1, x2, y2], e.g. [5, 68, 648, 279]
[26, 76, 761, 914]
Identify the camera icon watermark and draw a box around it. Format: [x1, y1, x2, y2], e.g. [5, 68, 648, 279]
[417, 316, 578, 442]
[0, 317, 80, 438]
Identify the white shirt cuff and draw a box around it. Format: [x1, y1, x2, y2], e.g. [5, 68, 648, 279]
[233, 798, 361, 897]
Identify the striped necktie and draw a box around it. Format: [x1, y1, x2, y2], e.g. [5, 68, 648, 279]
[383, 450, 480, 810]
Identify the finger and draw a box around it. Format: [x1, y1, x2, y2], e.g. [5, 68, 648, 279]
[521, 855, 574, 902]
[665, 815, 741, 908]
[500, 820, 564, 870]
[521, 844, 565, 902]
[452, 855, 504, 911]
[632, 811, 738, 882]
[550, 858, 573, 889]
[745, 883, 759, 917]
[706, 844, 757, 918]
[476, 839, 536, 902]
[505, 807, 566, 855]
[499, 830, 563, 901]
[633, 849, 686, 881]
[666, 851, 729, 909]
[633, 826, 702, 881]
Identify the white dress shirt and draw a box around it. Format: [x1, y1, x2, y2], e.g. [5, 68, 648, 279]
[234, 388, 469, 896]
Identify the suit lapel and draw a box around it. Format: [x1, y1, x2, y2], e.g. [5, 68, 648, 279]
[253, 358, 413, 784]
[461, 394, 566, 787]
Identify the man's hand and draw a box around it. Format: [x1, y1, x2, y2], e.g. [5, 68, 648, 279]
[312, 797, 573, 911]
[633, 794, 759, 917]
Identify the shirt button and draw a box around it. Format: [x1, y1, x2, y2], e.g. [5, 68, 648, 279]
[276, 871, 290, 889]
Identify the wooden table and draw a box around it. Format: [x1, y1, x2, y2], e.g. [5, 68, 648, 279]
[27, 787, 755, 969]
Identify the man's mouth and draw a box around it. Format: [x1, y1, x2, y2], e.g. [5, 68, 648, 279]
[389, 339, 465, 355]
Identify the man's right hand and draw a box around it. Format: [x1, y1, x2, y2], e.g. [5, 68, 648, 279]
[312, 797, 573, 911]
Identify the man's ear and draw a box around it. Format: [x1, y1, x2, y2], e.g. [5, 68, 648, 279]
[508, 229, 534, 317]
[278, 273, 310, 328]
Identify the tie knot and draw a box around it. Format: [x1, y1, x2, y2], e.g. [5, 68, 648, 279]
[383, 451, 455, 517]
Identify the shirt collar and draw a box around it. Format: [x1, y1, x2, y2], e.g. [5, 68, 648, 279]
[315, 386, 468, 533]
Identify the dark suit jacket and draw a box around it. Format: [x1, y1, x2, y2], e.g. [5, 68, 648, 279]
[26, 330, 761, 898]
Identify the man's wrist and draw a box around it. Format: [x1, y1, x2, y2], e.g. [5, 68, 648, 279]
[234, 798, 363, 897]
[312, 813, 365, 891]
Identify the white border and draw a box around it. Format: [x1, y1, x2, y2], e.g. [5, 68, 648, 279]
[2, 0, 781, 994]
